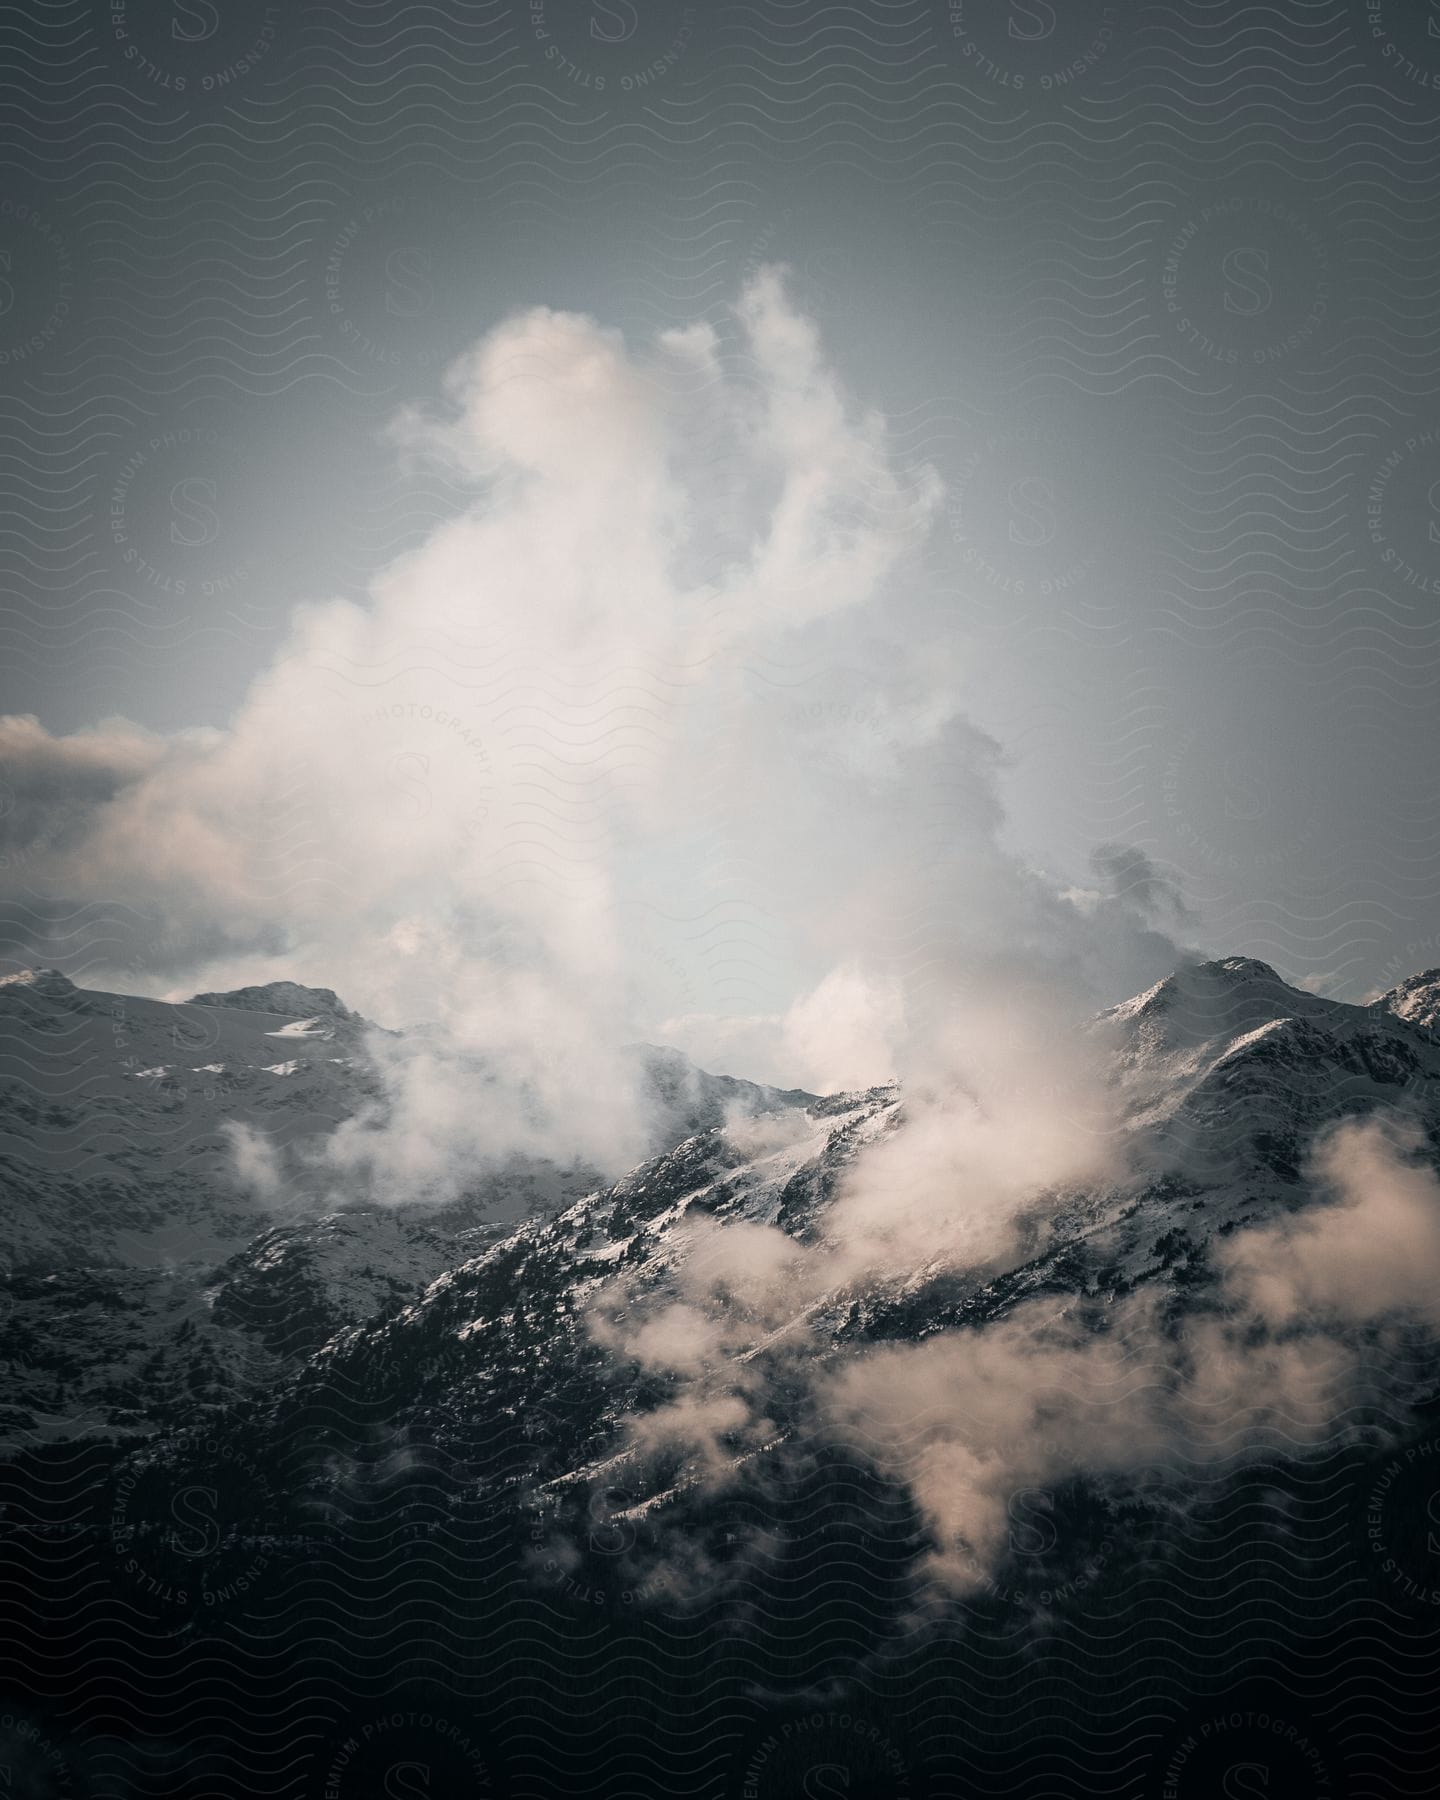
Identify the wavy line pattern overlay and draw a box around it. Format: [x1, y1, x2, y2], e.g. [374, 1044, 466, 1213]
[3, 4, 1440, 1798]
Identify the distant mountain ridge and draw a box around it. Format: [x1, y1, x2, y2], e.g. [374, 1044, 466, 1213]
[235, 953, 1439, 1536]
[0, 969, 390, 1269]
[188, 980, 363, 1023]
[0, 969, 826, 1443]
[4, 953, 1439, 1464]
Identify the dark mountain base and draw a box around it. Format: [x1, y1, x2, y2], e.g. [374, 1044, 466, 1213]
[4, 1427, 1440, 1799]
[8, 959, 1440, 1794]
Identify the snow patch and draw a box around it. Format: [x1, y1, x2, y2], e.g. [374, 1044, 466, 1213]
[1217, 1018, 1288, 1058]
[590, 1236, 635, 1263]
[266, 1017, 330, 1040]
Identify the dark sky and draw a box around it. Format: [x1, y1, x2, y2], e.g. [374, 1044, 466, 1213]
[2, 0, 1439, 1001]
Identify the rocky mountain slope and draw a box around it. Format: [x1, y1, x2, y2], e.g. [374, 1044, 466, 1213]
[5, 956, 1440, 1799]
[0, 968, 386, 1269]
[76, 953, 1438, 1603]
[0, 969, 821, 1446]
[7, 955, 1440, 1474]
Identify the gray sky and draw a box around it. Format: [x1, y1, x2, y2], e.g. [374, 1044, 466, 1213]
[2, 1, 1438, 1028]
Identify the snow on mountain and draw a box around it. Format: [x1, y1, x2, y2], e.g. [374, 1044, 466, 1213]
[1375, 967, 1440, 1034]
[1101, 954, 1439, 1206]
[265, 1019, 333, 1041]
[0, 971, 829, 1448]
[0, 972, 389, 1269]
[0, 967, 79, 997]
[145, 953, 1436, 1562]
[0, 973, 665, 1271]
[8, 955, 1440, 1517]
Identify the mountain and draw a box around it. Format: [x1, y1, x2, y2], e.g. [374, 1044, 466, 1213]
[8, 955, 1439, 1459]
[1375, 965, 1440, 1033]
[0, 970, 823, 1273]
[170, 954, 1432, 1543]
[0, 969, 824, 1446]
[5, 955, 1440, 1798]
[0, 968, 387, 1269]
[8, 952, 1439, 1433]
[1102, 953, 1438, 1197]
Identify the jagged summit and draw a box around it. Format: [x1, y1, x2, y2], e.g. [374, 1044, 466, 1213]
[1210, 954, 1282, 981]
[189, 980, 356, 1020]
[1100, 953, 1337, 1051]
[1375, 968, 1440, 1033]
[126, 937, 1440, 1593]
[628, 1040, 818, 1102]
[622, 1041, 824, 1151]
[1106, 954, 1284, 1011]
[0, 966, 78, 997]
[7, 947, 1440, 1459]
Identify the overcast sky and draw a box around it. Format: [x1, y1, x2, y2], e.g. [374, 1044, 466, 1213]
[2, 2, 1439, 1038]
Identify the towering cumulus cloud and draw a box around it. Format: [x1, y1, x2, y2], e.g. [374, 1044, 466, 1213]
[0, 273, 1183, 1186]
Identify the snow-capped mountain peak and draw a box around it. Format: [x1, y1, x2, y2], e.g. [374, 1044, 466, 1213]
[0, 965, 78, 996]
[7, 952, 1440, 1470]
[1374, 967, 1440, 1034]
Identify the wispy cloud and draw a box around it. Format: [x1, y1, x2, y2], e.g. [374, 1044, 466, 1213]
[0, 273, 1187, 1193]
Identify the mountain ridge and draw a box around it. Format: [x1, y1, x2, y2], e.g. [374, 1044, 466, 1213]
[5, 952, 1439, 1474]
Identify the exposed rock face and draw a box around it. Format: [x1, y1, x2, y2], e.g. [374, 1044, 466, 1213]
[0, 971, 388, 1270]
[7, 953, 1440, 1504]
[1375, 967, 1440, 1035]
[189, 981, 359, 1022]
[0, 973, 825, 1443]
[5, 956, 1440, 1800]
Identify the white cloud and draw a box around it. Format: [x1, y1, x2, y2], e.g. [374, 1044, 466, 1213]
[0, 272, 1188, 1200]
[222, 1120, 283, 1201]
[1219, 1116, 1440, 1329]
